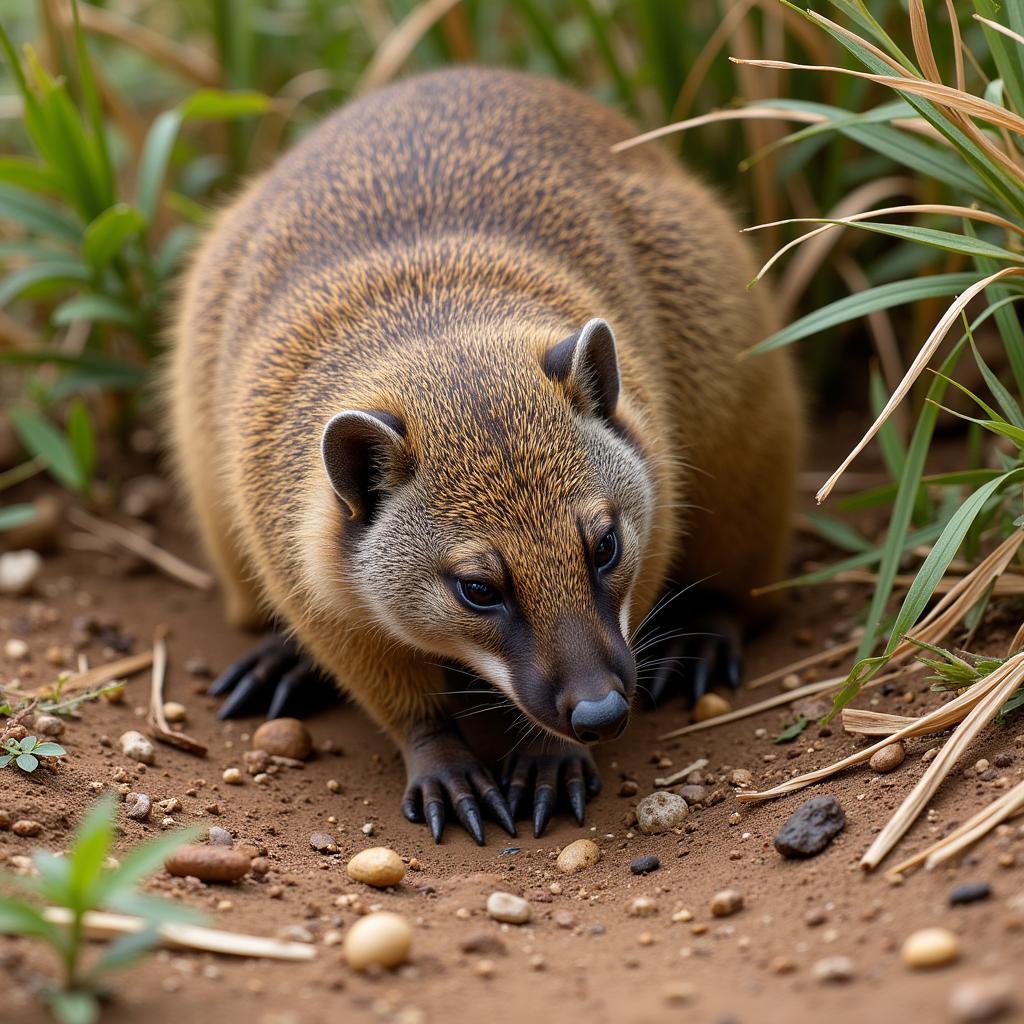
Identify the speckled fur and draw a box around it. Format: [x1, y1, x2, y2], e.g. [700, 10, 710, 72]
[168, 67, 803, 743]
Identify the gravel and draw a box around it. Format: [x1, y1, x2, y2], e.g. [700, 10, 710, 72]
[629, 855, 661, 875]
[486, 891, 531, 924]
[773, 795, 846, 858]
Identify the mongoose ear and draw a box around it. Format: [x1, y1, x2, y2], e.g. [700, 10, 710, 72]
[543, 317, 621, 419]
[321, 410, 407, 522]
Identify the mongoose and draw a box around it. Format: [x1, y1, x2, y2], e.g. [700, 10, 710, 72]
[169, 67, 803, 844]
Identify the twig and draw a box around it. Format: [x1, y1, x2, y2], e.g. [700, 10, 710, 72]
[654, 758, 708, 788]
[35, 651, 152, 697]
[747, 637, 860, 689]
[42, 908, 315, 961]
[146, 633, 207, 757]
[67, 508, 214, 591]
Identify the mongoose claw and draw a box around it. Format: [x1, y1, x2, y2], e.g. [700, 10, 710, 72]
[502, 747, 601, 838]
[401, 730, 516, 845]
[210, 632, 330, 720]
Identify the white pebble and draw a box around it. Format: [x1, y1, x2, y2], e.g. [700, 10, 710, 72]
[163, 701, 187, 723]
[486, 891, 531, 925]
[635, 791, 689, 834]
[4, 637, 29, 661]
[119, 730, 155, 765]
[0, 550, 42, 595]
[812, 956, 855, 983]
[343, 911, 413, 971]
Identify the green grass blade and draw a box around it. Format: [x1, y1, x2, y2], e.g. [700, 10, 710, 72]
[10, 408, 85, 492]
[82, 204, 145, 272]
[51, 294, 139, 330]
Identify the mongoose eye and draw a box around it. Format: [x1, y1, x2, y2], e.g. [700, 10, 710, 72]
[456, 579, 503, 611]
[593, 527, 619, 573]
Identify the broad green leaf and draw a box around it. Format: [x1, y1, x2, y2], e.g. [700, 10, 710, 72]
[0, 261, 91, 307]
[0, 184, 80, 242]
[82, 204, 145, 271]
[16, 752, 38, 771]
[0, 157, 60, 195]
[52, 294, 139, 330]
[749, 274, 984, 355]
[11, 408, 85, 492]
[0, 754, 11, 767]
[47, 989, 100, 1024]
[32, 742, 66, 757]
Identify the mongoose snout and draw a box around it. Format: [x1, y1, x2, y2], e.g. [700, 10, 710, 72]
[170, 67, 803, 844]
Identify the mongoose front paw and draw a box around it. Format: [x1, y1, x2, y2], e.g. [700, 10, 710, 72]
[634, 589, 743, 707]
[502, 744, 602, 838]
[401, 727, 516, 846]
[209, 632, 334, 720]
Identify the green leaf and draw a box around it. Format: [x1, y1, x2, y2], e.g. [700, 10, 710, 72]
[11, 409, 85, 492]
[0, 156, 61, 195]
[0, 504, 36, 531]
[48, 989, 100, 1024]
[104, 890, 205, 926]
[33, 850, 73, 906]
[179, 89, 270, 121]
[932, 403, 1024, 449]
[969, 336, 1024, 429]
[90, 926, 160, 976]
[135, 109, 183, 229]
[66, 399, 96, 487]
[0, 898, 60, 942]
[19, 735, 37, 750]
[51, 294, 139, 330]
[16, 752, 38, 771]
[774, 715, 809, 743]
[69, 795, 116, 909]
[32, 742, 66, 757]
[0, 754, 11, 768]
[0, 261, 91, 307]
[749, 273, 985, 355]
[805, 510, 873, 553]
[82, 204, 145, 271]
[0, 184, 80, 242]
[96, 825, 203, 902]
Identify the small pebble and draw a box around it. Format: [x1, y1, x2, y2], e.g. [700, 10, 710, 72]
[554, 910, 576, 929]
[12, 820, 42, 838]
[628, 896, 658, 917]
[556, 839, 601, 875]
[124, 793, 151, 821]
[119, 730, 155, 766]
[662, 981, 696, 1005]
[165, 845, 251, 883]
[901, 927, 959, 969]
[251, 718, 312, 760]
[869, 741, 906, 773]
[346, 847, 406, 888]
[949, 976, 1015, 1022]
[221, 768, 243, 785]
[485, 891, 531, 925]
[310, 832, 339, 855]
[709, 889, 743, 918]
[32, 714, 64, 738]
[692, 692, 731, 722]
[677, 784, 706, 805]
[0, 550, 42, 596]
[4, 638, 29, 661]
[342, 911, 413, 971]
[950, 882, 992, 906]
[813, 956, 855, 983]
[208, 826, 233, 847]
[773, 795, 845, 858]
[635, 791, 688, 834]
[163, 702, 187, 723]
[629, 855, 660, 875]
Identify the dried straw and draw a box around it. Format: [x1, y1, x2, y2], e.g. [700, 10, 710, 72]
[35, 651, 152, 697]
[146, 634, 207, 757]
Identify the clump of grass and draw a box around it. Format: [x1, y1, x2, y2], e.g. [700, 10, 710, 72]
[0, 794, 201, 1024]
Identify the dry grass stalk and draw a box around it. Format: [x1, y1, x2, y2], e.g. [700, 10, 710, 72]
[829, 569, 1024, 596]
[861, 652, 1024, 869]
[658, 668, 904, 740]
[356, 0, 462, 94]
[35, 650, 152, 697]
[146, 633, 207, 757]
[65, 2, 220, 86]
[840, 708, 918, 736]
[68, 507, 214, 590]
[888, 778, 1024, 877]
[975, 14, 1024, 48]
[41, 908, 316, 961]
[654, 757, 708, 788]
[747, 637, 860, 689]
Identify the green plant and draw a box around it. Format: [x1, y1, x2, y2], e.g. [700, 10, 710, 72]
[0, 733, 65, 771]
[0, 795, 202, 1024]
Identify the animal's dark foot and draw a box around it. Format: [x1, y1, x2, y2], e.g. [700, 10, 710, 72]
[635, 589, 743, 707]
[209, 632, 334, 720]
[502, 743, 602, 838]
[401, 724, 516, 846]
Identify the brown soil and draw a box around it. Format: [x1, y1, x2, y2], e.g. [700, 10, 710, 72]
[2, 475, 1023, 1024]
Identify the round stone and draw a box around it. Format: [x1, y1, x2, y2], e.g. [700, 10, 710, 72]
[222, 768, 243, 785]
[0, 550, 42, 596]
[124, 792, 151, 821]
[346, 847, 406, 888]
[635, 791, 689, 834]
[252, 718, 312, 760]
[710, 889, 744, 918]
[555, 838, 601, 874]
[629, 855, 661, 875]
[693, 693, 731, 722]
[486, 891, 531, 924]
[949, 976, 1015, 1022]
[869, 741, 906, 773]
[32, 714, 64, 738]
[164, 845, 251, 883]
[343, 911, 413, 971]
[119, 730, 155, 765]
[163, 702, 187, 723]
[901, 927, 959, 968]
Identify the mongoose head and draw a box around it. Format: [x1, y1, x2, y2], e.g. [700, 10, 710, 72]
[318, 318, 654, 744]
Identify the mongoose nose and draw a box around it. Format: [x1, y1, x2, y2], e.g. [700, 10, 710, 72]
[570, 690, 629, 743]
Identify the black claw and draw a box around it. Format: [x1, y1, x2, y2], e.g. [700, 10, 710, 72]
[725, 651, 743, 690]
[266, 661, 311, 719]
[481, 788, 517, 837]
[216, 669, 267, 719]
[566, 778, 586, 825]
[455, 797, 485, 846]
[401, 792, 422, 824]
[507, 784, 525, 820]
[689, 655, 712, 704]
[426, 801, 445, 844]
[208, 653, 257, 697]
[532, 786, 555, 838]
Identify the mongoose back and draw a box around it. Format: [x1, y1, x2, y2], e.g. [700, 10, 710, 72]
[169, 67, 803, 843]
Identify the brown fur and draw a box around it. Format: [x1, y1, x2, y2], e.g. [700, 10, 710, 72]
[168, 67, 802, 746]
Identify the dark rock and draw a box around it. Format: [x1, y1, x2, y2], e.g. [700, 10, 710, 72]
[630, 855, 661, 875]
[950, 881, 992, 906]
[773, 796, 846, 859]
[499, 846, 521, 856]
[459, 933, 507, 956]
[992, 751, 1015, 768]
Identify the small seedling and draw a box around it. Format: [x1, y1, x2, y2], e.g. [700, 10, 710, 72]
[774, 715, 809, 744]
[1, 735, 66, 772]
[0, 794, 202, 1024]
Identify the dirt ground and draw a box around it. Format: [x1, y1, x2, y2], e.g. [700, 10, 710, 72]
[2, 458, 1023, 1024]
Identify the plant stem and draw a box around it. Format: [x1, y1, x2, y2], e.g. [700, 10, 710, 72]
[0, 457, 45, 493]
